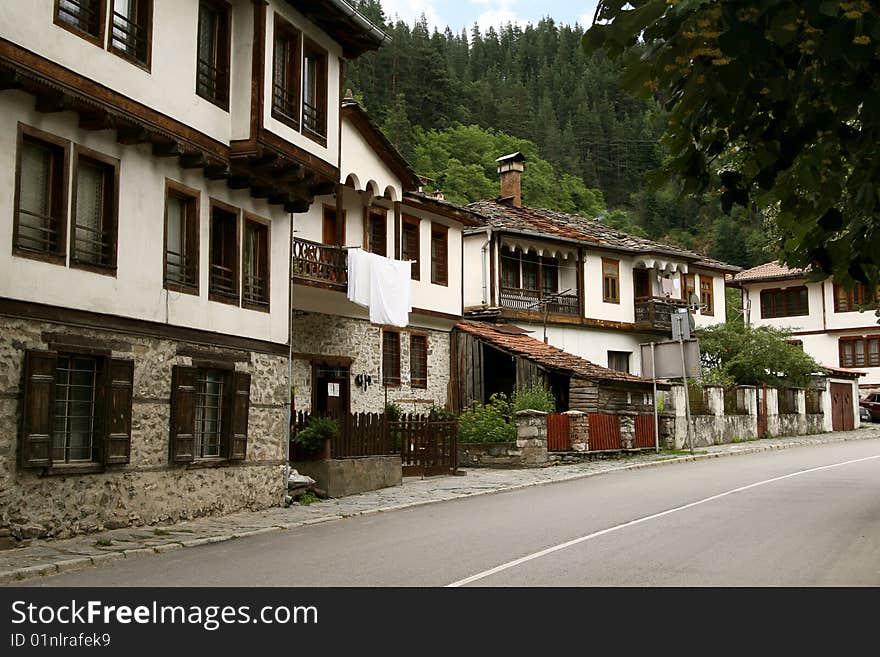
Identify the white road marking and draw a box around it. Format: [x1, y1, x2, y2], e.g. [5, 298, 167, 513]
[446, 453, 880, 587]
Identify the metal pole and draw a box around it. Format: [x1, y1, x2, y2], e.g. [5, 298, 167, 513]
[651, 342, 659, 454]
[284, 211, 294, 504]
[678, 324, 694, 454]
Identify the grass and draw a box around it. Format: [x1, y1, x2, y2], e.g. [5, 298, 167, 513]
[94, 538, 113, 547]
[294, 492, 322, 506]
[662, 448, 708, 456]
[153, 529, 171, 536]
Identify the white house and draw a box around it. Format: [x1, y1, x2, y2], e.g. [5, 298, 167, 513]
[0, 0, 388, 540]
[728, 261, 880, 391]
[461, 153, 739, 383]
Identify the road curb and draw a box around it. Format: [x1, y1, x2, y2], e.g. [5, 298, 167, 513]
[1, 431, 876, 584]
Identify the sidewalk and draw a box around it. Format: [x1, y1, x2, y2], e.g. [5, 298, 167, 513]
[2, 426, 879, 584]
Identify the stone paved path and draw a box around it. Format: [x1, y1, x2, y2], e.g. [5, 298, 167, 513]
[2, 426, 879, 584]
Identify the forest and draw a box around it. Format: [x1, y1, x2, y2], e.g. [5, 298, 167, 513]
[344, 0, 774, 268]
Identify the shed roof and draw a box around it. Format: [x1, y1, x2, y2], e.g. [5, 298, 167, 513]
[729, 261, 809, 285]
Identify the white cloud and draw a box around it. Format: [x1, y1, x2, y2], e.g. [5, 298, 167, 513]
[473, 0, 527, 31]
[380, 0, 444, 30]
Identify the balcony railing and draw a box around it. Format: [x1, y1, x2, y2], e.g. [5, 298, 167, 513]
[292, 238, 347, 290]
[634, 296, 689, 332]
[500, 286, 580, 316]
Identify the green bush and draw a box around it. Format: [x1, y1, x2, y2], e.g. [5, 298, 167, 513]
[428, 405, 456, 421]
[511, 382, 556, 413]
[458, 393, 516, 443]
[384, 402, 402, 422]
[294, 416, 338, 454]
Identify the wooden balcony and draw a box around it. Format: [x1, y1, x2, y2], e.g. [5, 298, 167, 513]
[292, 238, 347, 291]
[634, 296, 688, 333]
[500, 286, 580, 317]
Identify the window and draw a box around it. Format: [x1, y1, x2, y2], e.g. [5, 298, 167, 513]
[14, 126, 69, 261]
[541, 256, 558, 297]
[410, 334, 428, 388]
[164, 181, 199, 294]
[109, 0, 152, 67]
[243, 216, 269, 311]
[521, 251, 538, 291]
[431, 223, 448, 286]
[840, 336, 880, 368]
[55, 0, 106, 44]
[608, 351, 630, 373]
[20, 350, 133, 469]
[501, 246, 520, 289]
[272, 15, 300, 129]
[322, 204, 345, 246]
[834, 282, 880, 313]
[602, 258, 619, 303]
[170, 365, 250, 463]
[382, 330, 401, 387]
[71, 148, 118, 271]
[402, 216, 420, 280]
[196, 0, 230, 109]
[209, 200, 239, 303]
[302, 38, 328, 143]
[368, 208, 387, 257]
[760, 286, 809, 319]
[684, 274, 696, 305]
[700, 277, 714, 316]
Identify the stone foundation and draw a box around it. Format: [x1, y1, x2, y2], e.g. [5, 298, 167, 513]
[457, 442, 521, 468]
[293, 456, 401, 498]
[0, 316, 287, 541]
[292, 311, 451, 414]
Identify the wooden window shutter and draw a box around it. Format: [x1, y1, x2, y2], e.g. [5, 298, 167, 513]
[104, 359, 134, 465]
[226, 371, 251, 461]
[169, 365, 197, 463]
[20, 350, 58, 468]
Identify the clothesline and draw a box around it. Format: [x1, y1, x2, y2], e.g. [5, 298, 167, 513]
[340, 245, 416, 264]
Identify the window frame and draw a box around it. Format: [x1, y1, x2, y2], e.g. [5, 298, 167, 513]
[700, 277, 714, 316]
[607, 350, 631, 374]
[54, 0, 108, 48]
[401, 215, 420, 280]
[208, 198, 241, 306]
[69, 144, 120, 276]
[409, 333, 428, 389]
[500, 246, 520, 290]
[13, 124, 71, 265]
[839, 335, 880, 369]
[382, 329, 401, 387]
[195, 0, 231, 110]
[107, 0, 153, 71]
[271, 14, 302, 131]
[163, 179, 200, 296]
[602, 257, 620, 304]
[368, 207, 387, 257]
[321, 203, 345, 245]
[760, 286, 810, 319]
[242, 213, 270, 313]
[301, 36, 328, 145]
[430, 222, 449, 287]
[833, 281, 880, 313]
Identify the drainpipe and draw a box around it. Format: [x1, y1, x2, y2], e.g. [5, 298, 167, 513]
[284, 210, 294, 506]
[481, 229, 492, 305]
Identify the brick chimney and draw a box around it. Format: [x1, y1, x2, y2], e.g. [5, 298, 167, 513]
[496, 152, 526, 207]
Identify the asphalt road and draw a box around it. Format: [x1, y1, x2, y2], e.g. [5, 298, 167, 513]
[31, 438, 880, 586]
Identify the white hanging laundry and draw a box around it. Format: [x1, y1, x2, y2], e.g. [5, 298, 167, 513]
[346, 248, 373, 308]
[369, 256, 412, 327]
[672, 276, 681, 296]
[660, 275, 676, 297]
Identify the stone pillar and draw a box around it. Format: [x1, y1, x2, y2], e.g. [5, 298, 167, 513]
[667, 384, 687, 449]
[705, 385, 724, 417]
[819, 379, 833, 432]
[794, 388, 807, 435]
[619, 411, 636, 450]
[564, 410, 589, 452]
[737, 385, 759, 439]
[515, 409, 548, 466]
[766, 387, 780, 437]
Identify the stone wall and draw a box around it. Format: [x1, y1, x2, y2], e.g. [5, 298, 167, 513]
[292, 311, 450, 414]
[293, 456, 401, 497]
[0, 316, 287, 541]
[515, 410, 548, 466]
[457, 442, 521, 468]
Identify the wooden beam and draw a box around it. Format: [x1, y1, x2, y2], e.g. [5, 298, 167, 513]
[250, 186, 272, 199]
[272, 163, 305, 181]
[249, 152, 278, 169]
[309, 181, 336, 198]
[204, 163, 230, 180]
[268, 193, 291, 206]
[227, 175, 251, 190]
[152, 140, 184, 157]
[0, 69, 22, 90]
[35, 90, 71, 113]
[79, 111, 114, 131]
[179, 152, 207, 168]
[116, 125, 150, 145]
[284, 199, 310, 214]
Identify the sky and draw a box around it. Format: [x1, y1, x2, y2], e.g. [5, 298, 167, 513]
[377, 0, 601, 33]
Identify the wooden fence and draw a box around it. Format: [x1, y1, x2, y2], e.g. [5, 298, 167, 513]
[587, 414, 622, 451]
[546, 413, 571, 451]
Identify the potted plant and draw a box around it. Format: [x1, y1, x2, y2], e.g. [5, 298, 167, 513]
[292, 416, 338, 460]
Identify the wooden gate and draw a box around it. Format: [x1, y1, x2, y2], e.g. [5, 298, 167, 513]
[547, 413, 571, 451]
[588, 414, 622, 451]
[395, 418, 458, 477]
[830, 382, 854, 431]
[633, 414, 656, 449]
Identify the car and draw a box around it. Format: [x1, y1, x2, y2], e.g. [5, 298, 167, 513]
[859, 393, 880, 422]
[860, 406, 871, 422]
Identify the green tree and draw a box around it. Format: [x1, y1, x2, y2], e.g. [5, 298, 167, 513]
[697, 323, 820, 387]
[584, 0, 880, 291]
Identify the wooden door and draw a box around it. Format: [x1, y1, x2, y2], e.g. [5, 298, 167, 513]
[314, 364, 350, 423]
[633, 269, 651, 299]
[831, 382, 854, 431]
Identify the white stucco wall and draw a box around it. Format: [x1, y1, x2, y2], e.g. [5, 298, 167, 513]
[583, 251, 635, 323]
[340, 115, 402, 201]
[263, 2, 340, 169]
[0, 93, 290, 344]
[462, 232, 489, 308]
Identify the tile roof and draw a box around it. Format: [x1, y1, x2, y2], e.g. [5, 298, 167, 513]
[464, 200, 740, 270]
[456, 320, 651, 385]
[731, 261, 808, 284]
